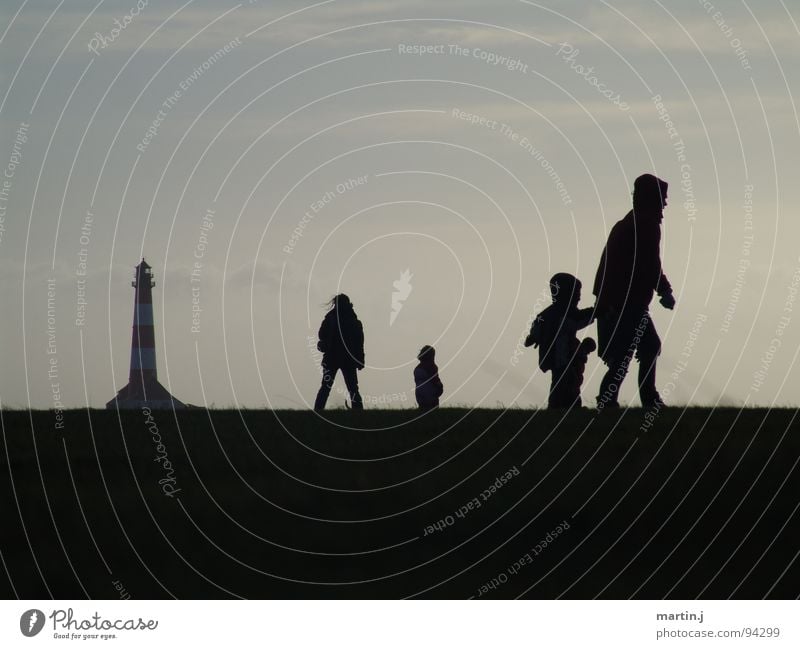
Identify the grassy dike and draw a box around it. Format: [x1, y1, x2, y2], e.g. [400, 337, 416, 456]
[1, 407, 798, 599]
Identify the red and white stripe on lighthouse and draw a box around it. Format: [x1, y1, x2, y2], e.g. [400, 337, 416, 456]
[106, 258, 186, 409]
[130, 259, 157, 386]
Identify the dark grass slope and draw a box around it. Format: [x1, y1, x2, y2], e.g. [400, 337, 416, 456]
[1, 407, 798, 599]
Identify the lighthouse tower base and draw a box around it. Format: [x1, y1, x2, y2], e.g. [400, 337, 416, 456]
[105, 378, 186, 410]
[106, 380, 186, 410]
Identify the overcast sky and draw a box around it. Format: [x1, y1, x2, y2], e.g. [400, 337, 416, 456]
[2, 0, 799, 409]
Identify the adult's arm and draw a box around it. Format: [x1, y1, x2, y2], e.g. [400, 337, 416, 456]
[317, 317, 331, 353]
[575, 307, 595, 329]
[594, 218, 629, 310]
[657, 272, 676, 309]
[355, 320, 365, 367]
[656, 271, 672, 297]
[592, 245, 608, 301]
[652, 221, 674, 307]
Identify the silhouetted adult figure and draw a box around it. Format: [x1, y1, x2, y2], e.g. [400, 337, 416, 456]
[314, 294, 365, 410]
[593, 174, 675, 409]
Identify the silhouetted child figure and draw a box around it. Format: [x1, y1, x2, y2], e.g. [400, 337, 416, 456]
[525, 273, 596, 408]
[414, 345, 444, 410]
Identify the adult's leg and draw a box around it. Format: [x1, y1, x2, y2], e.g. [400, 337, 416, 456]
[341, 366, 363, 410]
[596, 311, 643, 409]
[597, 356, 629, 409]
[596, 313, 630, 408]
[636, 317, 662, 405]
[314, 360, 337, 410]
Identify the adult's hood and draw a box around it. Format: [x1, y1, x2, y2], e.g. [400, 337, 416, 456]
[632, 173, 668, 222]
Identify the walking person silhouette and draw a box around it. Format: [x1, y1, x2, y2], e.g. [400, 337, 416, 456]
[314, 294, 364, 410]
[593, 174, 676, 409]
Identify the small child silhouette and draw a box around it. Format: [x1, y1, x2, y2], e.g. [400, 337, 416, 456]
[525, 273, 596, 408]
[414, 345, 443, 410]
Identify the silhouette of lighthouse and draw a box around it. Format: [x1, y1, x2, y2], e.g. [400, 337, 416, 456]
[106, 259, 186, 409]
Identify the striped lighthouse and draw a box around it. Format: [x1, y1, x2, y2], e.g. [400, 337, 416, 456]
[106, 259, 186, 409]
[130, 259, 157, 386]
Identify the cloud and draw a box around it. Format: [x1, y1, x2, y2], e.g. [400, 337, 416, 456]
[546, 2, 800, 57]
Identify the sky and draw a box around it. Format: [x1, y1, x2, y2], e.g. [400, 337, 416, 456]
[1, 0, 799, 409]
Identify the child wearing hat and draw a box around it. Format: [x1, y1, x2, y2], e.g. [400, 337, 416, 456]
[414, 345, 444, 410]
[525, 273, 596, 408]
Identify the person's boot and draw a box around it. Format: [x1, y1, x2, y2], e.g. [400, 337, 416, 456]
[597, 359, 625, 410]
[641, 393, 666, 410]
[596, 398, 620, 411]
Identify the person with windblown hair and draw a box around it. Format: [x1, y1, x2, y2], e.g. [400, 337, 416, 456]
[314, 294, 365, 410]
